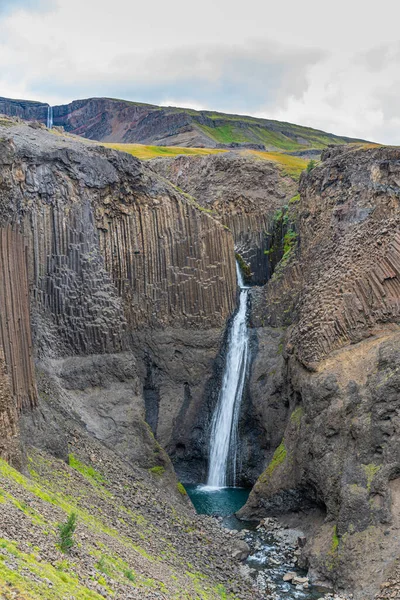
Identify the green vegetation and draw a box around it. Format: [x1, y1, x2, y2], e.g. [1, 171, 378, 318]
[0, 118, 16, 128]
[101, 142, 226, 160]
[124, 569, 136, 583]
[331, 526, 339, 553]
[58, 512, 77, 553]
[289, 193, 300, 204]
[235, 253, 252, 283]
[0, 454, 240, 599]
[260, 441, 287, 484]
[283, 228, 298, 257]
[177, 483, 187, 496]
[148, 466, 165, 476]
[362, 464, 381, 492]
[248, 150, 308, 180]
[68, 454, 106, 485]
[306, 159, 317, 172]
[290, 407, 304, 426]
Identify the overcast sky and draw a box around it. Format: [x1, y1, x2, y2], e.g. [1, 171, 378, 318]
[1, 0, 399, 143]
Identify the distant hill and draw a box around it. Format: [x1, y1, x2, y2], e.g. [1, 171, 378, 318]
[0, 96, 368, 150]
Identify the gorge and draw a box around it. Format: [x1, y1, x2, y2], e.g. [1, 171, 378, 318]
[0, 105, 399, 600]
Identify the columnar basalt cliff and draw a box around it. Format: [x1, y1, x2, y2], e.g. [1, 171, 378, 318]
[0, 227, 37, 466]
[239, 144, 400, 599]
[0, 119, 237, 478]
[150, 152, 298, 284]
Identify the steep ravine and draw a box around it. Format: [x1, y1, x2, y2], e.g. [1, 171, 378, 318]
[1, 115, 400, 600]
[0, 118, 264, 599]
[239, 145, 400, 600]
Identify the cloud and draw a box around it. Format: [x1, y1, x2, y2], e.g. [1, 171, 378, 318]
[1, 36, 323, 115]
[0, 0, 52, 15]
[0, 0, 400, 144]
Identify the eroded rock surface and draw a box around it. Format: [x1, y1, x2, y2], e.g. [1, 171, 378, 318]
[0, 119, 236, 476]
[239, 145, 400, 600]
[150, 152, 298, 284]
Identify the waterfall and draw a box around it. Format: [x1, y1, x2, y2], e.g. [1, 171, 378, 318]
[206, 262, 250, 488]
[47, 106, 53, 129]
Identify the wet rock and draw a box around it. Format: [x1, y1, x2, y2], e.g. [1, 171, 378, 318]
[231, 540, 251, 561]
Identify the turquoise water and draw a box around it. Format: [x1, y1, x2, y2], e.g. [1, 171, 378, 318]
[186, 484, 325, 600]
[186, 485, 250, 517]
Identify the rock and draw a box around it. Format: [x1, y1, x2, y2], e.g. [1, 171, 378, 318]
[283, 572, 296, 582]
[238, 144, 400, 599]
[231, 540, 251, 561]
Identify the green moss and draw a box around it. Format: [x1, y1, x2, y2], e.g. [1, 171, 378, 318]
[235, 253, 252, 283]
[325, 525, 340, 572]
[68, 455, 106, 485]
[283, 229, 298, 256]
[177, 483, 187, 496]
[148, 466, 165, 476]
[260, 441, 287, 484]
[362, 464, 381, 492]
[331, 526, 339, 553]
[290, 407, 304, 426]
[289, 193, 300, 204]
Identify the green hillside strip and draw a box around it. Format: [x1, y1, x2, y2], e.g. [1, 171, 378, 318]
[102, 143, 227, 159]
[244, 150, 308, 180]
[0, 453, 240, 599]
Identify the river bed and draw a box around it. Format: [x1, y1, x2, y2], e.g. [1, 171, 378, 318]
[186, 485, 326, 600]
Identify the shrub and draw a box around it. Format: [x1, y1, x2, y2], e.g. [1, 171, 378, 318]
[58, 512, 77, 553]
[306, 159, 316, 172]
[125, 569, 136, 583]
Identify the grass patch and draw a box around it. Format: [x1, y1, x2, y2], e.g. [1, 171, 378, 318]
[260, 441, 287, 484]
[177, 483, 187, 496]
[148, 466, 165, 476]
[68, 454, 106, 485]
[246, 150, 308, 180]
[101, 143, 226, 160]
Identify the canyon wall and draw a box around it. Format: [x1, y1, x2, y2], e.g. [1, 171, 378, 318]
[239, 144, 400, 599]
[0, 118, 237, 478]
[150, 153, 298, 284]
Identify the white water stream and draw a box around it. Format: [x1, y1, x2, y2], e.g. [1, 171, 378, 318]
[47, 106, 53, 129]
[206, 262, 250, 488]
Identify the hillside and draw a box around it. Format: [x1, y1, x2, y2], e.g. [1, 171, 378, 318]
[0, 96, 368, 150]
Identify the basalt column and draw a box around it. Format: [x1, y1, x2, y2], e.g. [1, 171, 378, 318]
[0, 227, 37, 465]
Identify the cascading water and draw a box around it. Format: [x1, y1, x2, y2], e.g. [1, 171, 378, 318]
[47, 105, 53, 129]
[206, 261, 250, 488]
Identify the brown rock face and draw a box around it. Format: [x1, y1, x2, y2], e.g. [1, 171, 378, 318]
[0, 119, 236, 471]
[1, 95, 367, 149]
[150, 153, 298, 284]
[0, 227, 37, 467]
[0, 97, 48, 122]
[239, 145, 400, 599]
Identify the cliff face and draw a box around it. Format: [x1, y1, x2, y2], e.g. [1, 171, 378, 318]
[239, 145, 400, 599]
[0, 97, 48, 122]
[1, 95, 366, 150]
[150, 153, 298, 284]
[0, 118, 236, 476]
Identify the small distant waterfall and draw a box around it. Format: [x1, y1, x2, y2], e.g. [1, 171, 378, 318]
[206, 262, 250, 488]
[47, 105, 53, 129]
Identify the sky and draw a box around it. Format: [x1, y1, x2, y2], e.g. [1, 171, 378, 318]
[0, 0, 399, 144]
